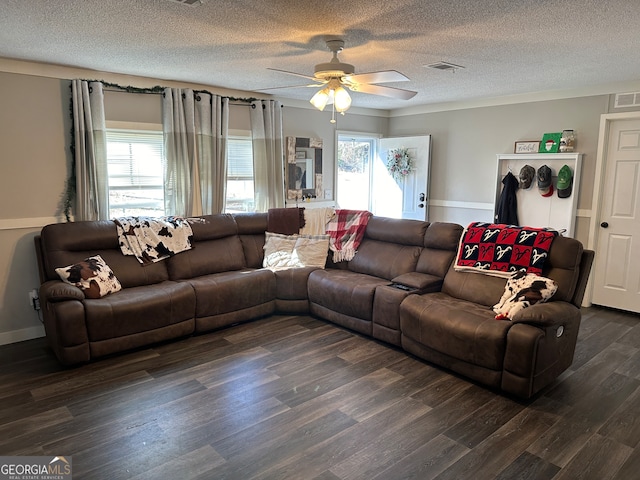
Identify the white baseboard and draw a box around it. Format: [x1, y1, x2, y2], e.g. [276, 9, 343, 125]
[0, 325, 45, 346]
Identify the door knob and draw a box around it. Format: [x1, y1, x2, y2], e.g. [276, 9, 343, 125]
[600, 222, 609, 228]
[418, 203, 424, 208]
[419, 193, 425, 201]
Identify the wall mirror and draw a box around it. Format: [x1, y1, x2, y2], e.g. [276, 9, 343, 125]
[286, 136, 323, 201]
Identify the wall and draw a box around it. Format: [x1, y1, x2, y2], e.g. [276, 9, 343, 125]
[388, 96, 609, 245]
[0, 72, 70, 344]
[282, 106, 389, 201]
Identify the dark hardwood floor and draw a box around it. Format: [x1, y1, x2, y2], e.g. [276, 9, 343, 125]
[1, 306, 639, 479]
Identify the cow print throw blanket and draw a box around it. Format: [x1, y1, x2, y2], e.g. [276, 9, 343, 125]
[114, 216, 194, 265]
[493, 271, 558, 320]
[454, 222, 558, 278]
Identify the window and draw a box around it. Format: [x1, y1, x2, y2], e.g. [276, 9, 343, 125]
[337, 134, 377, 210]
[225, 135, 255, 213]
[106, 127, 255, 217]
[106, 129, 165, 218]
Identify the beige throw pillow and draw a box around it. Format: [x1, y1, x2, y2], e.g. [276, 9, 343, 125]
[263, 232, 329, 271]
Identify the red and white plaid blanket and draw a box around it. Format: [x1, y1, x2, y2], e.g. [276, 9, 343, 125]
[326, 209, 373, 262]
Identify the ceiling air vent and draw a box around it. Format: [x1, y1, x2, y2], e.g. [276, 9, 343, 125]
[425, 61, 465, 72]
[166, 0, 202, 5]
[614, 92, 640, 108]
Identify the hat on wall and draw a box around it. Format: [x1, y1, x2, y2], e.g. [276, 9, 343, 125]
[537, 165, 554, 197]
[557, 164, 573, 198]
[518, 165, 535, 189]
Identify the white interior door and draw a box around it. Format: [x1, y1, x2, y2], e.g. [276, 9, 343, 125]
[373, 135, 431, 220]
[591, 118, 640, 313]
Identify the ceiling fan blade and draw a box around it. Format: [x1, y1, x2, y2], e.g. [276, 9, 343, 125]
[347, 83, 417, 100]
[344, 70, 409, 84]
[267, 67, 320, 82]
[258, 83, 324, 92]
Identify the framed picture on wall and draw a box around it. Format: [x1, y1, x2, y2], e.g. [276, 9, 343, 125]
[539, 133, 562, 153]
[514, 141, 540, 153]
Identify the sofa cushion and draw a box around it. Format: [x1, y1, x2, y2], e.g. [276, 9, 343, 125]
[541, 235, 583, 303]
[167, 235, 246, 279]
[308, 269, 389, 321]
[274, 267, 318, 300]
[400, 292, 512, 371]
[441, 267, 508, 308]
[186, 269, 276, 318]
[346, 217, 427, 280]
[55, 255, 122, 299]
[348, 241, 422, 280]
[84, 281, 195, 341]
[235, 212, 268, 268]
[417, 222, 464, 278]
[40, 220, 170, 288]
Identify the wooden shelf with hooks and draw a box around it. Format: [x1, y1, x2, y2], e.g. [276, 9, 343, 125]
[495, 153, 582, 237]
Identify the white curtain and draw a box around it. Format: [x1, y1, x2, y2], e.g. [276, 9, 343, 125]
[71, 80, 108, 220]
[162, 88, 228, 216]
[250, 100, 285, 211]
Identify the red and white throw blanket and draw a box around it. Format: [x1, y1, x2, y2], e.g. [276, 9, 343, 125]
[114, 216, 194, 265]
[326, 209, 372, 262]
[454, 222, 558, 278]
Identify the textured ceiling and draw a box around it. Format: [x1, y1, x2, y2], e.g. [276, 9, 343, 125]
[1, 0, 639, 111]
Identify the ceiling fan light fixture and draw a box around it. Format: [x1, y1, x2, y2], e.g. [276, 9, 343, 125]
[333, 86, 351, 113]
[310, 87, 331, 111]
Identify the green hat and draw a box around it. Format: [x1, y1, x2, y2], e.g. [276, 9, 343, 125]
[557, 165, 573, 198]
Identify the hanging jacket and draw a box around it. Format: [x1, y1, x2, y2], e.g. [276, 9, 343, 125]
[495, 171, 519, 225]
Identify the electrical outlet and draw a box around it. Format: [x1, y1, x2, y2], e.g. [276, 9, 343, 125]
[28, 289, 40, 311]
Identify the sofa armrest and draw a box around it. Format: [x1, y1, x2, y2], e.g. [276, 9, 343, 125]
[40, 280, 85, 303]
[391, 272, 443, 293]
[511, 301, 581, 328]
[503, 301, 582, 398]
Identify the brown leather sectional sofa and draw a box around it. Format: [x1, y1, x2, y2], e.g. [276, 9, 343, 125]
[35, 213, 592, 398]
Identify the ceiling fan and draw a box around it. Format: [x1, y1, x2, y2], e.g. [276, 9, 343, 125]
[264, 38, 417, 122]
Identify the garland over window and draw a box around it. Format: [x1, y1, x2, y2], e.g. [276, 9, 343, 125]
[64, 79, 258, 220]
[386, 147, 414, 180]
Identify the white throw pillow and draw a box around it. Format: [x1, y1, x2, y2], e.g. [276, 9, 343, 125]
[291, 235, 330, 268]
[263, 232, 329, 270]
[263, 232, 299, 270]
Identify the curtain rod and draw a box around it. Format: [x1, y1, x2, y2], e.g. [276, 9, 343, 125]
[88, 79, 258, 103]
[100, 87, 282, 107]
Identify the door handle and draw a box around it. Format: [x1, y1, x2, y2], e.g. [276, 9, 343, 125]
[600, 221, 609, 228]
[418, 203, 424, 208]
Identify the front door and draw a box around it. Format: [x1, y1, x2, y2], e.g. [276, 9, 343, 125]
[591, 117, 640, 313]
[373, 135, 431, 220]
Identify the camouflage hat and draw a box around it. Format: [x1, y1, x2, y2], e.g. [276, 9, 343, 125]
[518, 165, 535, 189]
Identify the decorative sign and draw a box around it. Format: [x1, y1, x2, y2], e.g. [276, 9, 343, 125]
[514, 141, 540, 154]
[539, 133, 562, 153]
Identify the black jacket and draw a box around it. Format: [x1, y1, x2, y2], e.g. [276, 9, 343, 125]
[495, 171, 519, 225]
